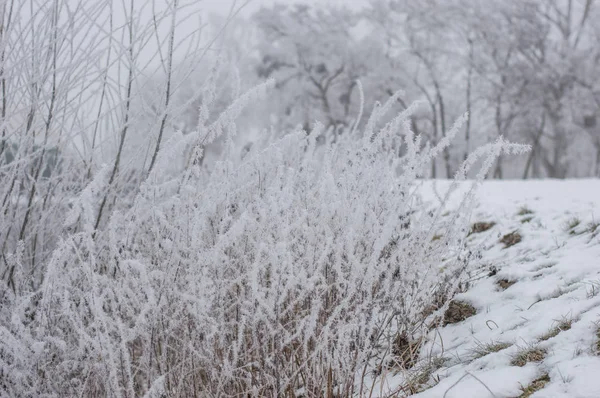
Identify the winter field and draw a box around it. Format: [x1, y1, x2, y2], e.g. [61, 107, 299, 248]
[2, 0, 600, 397]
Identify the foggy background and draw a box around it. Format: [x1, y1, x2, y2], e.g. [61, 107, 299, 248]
[180, 0, 600, 179]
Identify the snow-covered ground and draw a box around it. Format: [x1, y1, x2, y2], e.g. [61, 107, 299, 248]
[380, 180, 600, 398]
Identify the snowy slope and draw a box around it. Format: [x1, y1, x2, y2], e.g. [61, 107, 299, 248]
[379, 180, 600, 398]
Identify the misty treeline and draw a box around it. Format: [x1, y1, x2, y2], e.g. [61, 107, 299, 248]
[0, 0, 557, 396]
[237, 0, 599, 179]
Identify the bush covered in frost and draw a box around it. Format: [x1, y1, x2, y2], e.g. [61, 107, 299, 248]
[1, 76, 527, 397]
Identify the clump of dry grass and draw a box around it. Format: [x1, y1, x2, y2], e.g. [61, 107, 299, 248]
[443, 301, 477, 326]
[518, 374, 550, 397]
[564, 217, 582, 235]
[470, 221, 495, 234]
[391, 333, 422, 370]
[500, 231, 522, 248]
[517, 206, 534, 216]
[497, 278, 516, 290]
[538, 317, 573, 341]
[469, 339, 512, 360]
[511, 346, 547, 367]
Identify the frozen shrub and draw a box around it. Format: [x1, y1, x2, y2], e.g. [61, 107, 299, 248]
[0, 79, 528, 397]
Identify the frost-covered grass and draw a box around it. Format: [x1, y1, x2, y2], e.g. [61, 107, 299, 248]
[0, 71, 527, 396]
